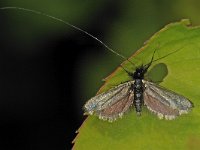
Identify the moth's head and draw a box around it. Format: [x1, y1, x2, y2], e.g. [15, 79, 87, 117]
[133, 65, 145, 79]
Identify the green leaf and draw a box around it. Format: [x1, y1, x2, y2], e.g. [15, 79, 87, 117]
[73, 19, 200, 150]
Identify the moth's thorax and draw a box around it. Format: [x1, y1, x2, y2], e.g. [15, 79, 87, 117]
[133, 79, 144, 92]
[134, 79, 143, 86]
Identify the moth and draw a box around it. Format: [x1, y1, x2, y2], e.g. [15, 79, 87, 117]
[84, 50, 193, 122]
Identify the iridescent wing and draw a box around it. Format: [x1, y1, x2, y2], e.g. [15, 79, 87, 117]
[84, 81, 134, 122]
[144, 80, 193, 120]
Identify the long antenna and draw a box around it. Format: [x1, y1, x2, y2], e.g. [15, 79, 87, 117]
[152, 46, 184, 63]
[0, 6, 134, 64]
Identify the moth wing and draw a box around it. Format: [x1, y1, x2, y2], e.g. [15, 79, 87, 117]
[84, 81, 134, 122]
[144, 80, 193, 120]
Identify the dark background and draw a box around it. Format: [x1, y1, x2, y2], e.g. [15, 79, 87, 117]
[0, 1, 200, 149]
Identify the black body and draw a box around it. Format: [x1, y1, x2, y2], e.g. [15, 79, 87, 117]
[131, 66, 148, 115]
[129, 54, 154, 115]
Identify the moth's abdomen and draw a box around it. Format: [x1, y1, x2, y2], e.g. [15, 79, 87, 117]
[134, 79, 144, 114]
